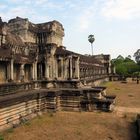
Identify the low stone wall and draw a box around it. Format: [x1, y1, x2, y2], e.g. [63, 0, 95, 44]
[0, 87, 115, 131]
[0, 89, 58, 131]
[0, 82, 34, 96]
[83, 76, 109, 86]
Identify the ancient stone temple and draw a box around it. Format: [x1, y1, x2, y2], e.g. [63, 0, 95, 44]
[0, 16, 111, 86]
[0, 17, 115, 131]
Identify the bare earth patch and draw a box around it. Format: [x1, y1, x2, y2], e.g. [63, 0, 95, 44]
[1, 80, 140, 140]
[1, 112, 138, 140]
[104, 80, 140, 108]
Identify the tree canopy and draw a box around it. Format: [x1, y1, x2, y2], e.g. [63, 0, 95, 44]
[111, 55, 140, 76]
[88, 35, 95, 44]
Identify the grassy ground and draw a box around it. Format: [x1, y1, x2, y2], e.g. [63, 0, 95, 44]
[1, 80, 140, 140]
[103, 79, 140, 108]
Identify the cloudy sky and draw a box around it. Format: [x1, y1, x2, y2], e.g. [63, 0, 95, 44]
[0, 0, 140, 59]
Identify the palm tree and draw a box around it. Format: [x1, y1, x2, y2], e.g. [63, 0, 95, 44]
[88, 34, 95, 55]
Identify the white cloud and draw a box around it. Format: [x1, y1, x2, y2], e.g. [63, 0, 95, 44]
[78, 7, 95, 30]
[102, 0, 140, 20]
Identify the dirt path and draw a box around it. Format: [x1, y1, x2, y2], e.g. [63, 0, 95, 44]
[114, 106, 140, 115]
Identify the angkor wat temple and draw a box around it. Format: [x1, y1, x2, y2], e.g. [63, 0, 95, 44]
[0, 17, 116, 131]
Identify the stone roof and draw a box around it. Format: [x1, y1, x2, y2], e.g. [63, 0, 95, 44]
[55, 47, 75, 56]
[55, 47, 103, 66]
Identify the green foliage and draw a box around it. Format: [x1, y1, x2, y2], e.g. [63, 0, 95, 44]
[132, 71, 140, 76]
[88, 34, 95, 44]
[112, 55, 140, 76]
[117, 55, 124, 60]
[0, 135, 4, 140]
[116, 64, 128, 76]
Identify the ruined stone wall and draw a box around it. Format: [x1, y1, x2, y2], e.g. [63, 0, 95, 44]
[8, 17, 36, 43]
[46, 33, 63, 47]
[8, 17, 64, 46]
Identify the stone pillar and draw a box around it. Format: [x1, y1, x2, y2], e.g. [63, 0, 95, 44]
[45, 61, 49, 79]
[69, 56, 72, 79]
[55, 59, 58, 78]
[38, 64, 42, 79]
[108, 62, 111, 74]
[64, 58, 68, 79]
[20, 64, 25, 82]
[52, 58, 57, 79]
[31, 63, 35, 80]
[2, 35, 6, 44]
[34, 61, 37, 80]
[75, 57, 80, 79]
[10, 59, 14, 81]
[61, 58, 64, 78]
[113, 66, 116, 74]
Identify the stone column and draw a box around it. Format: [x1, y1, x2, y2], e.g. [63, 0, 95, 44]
[38, 64, 43, 79]
[10, 59, 14, 81]
[45, 61, 49, 79]
[34, 61, 37, 80]
[69, 56, 72, 79]
[52, 58, 57, 79]
[55, 59, 58, 78]
[113, 66, 116, 74]
[75, 57, 80, 79]
[31, 63, 35, 80]
[64, 58, 68, 79]
[61, 58, 64, 79]
[20, 64, 25, 82]
[2, 35, 6, 44]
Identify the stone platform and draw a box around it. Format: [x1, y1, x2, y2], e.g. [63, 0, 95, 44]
[0, 85, 116, 131]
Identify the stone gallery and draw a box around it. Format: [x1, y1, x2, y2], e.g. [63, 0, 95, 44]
[0, 17, 115, 131]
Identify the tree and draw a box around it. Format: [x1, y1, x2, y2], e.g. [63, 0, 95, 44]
[124, 56, 134, 63]
[116, 64, 128, 76]
[134, 49, 140, 64]
[111, 55, 124, 66]
[88, 34, 95, 55]
[117, 55, 124, 60]
[112, 54, 140, 76]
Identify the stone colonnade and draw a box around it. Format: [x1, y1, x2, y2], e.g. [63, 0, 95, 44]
[4, 55, 80, 83]
[38, 55, 80, 80]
